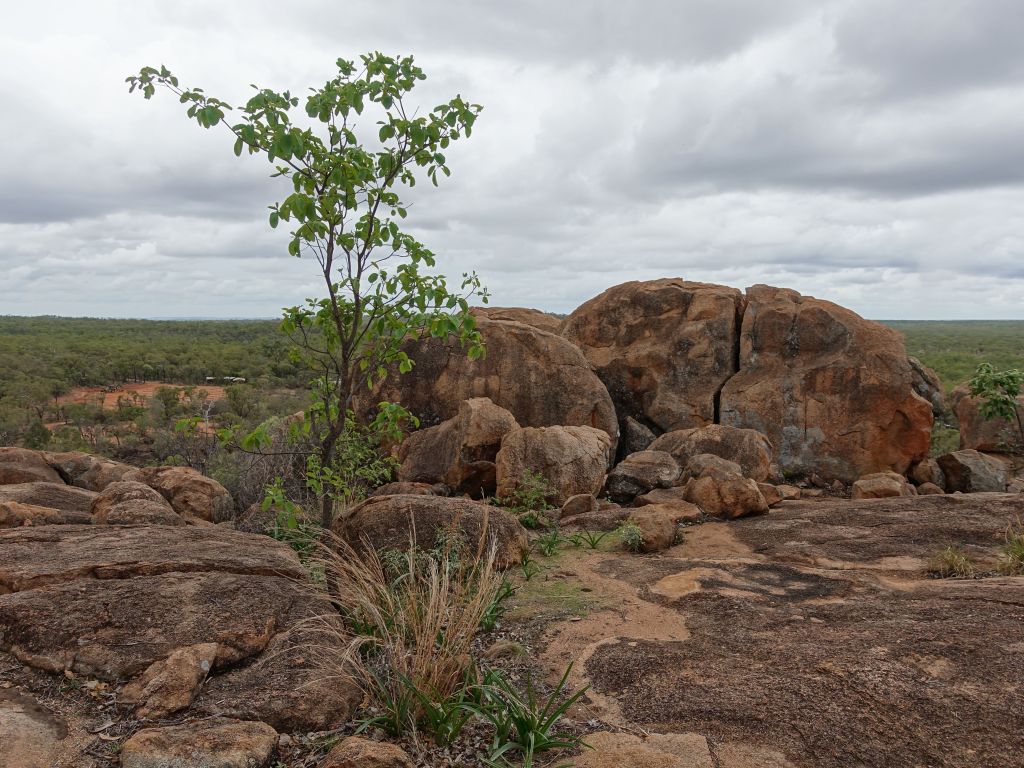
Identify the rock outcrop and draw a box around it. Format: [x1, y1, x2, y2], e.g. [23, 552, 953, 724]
[398, 397, 518, 496]
[953, 385, 1024, 453]
[649, 424, 773, 482]
[908, 357, 945, 417]
[124, 466, 234, 522]
[563, 279, 744, 434]
[0, 448, 62, 486]
[938, 450, 1010, 493]
[720, 285, 933, 482]
[604, 450, 680, 503]
[90, 480, 182, 525]
[0, 482, 96, 514]
[42, 451, 135, 491]
[472, 306, 564, 334]
[680, 454, 768, 519]
[495, 425, 612, 505]
[356, 317, 618, 450]
[333, 494, 528, 568]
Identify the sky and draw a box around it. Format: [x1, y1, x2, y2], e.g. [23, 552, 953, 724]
[2, 0, 1023, 320]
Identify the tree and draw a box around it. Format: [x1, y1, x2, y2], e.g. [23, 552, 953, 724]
[128, 53, 487, 526]
[969, 363, 1024, 451]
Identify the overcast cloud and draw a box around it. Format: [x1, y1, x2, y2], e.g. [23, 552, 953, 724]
[2, 0, 1023, 319]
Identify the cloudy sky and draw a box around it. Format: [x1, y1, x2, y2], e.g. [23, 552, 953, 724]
[2, 0, 1023, 319]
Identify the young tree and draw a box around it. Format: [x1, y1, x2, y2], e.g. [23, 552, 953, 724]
[969, 363, 1024, 451]
[128, 54, 486, 526]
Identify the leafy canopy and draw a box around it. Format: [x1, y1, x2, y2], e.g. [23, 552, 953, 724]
[968, 362, 1024, 448]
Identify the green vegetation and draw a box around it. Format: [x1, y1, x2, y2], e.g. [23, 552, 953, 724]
[968, 363, 1024, 449]
[619, 520, 645, 553]
[885, 320, 1024, 393]
[926, 545, 976, 579]
[495, 470, 557, 529]
[129, 53, 485, 527]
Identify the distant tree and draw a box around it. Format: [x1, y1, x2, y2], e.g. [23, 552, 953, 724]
[969, 363, 1024, 450]
[129, 54, 487, 526]
[22, 419, 51, 449]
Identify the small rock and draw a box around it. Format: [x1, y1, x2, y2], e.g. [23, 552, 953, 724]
[321, 735, 415, 768]
[917, 482, 945, 495]
[561, 493, 599, 519]
[120, 718, 278, 768]
[851, 472, 916, 500]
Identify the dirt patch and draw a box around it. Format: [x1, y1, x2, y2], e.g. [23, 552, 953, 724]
[55, 382, 227, 412]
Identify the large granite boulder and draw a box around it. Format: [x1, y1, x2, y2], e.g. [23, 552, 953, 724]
[604, 450, 680, 503]
[649, 424, 773, 482]
[125, 466, 234, 522]
[680, 454, 768, 519]
[0, 501, 90, 528]
[90, 480, 182, 526]
[0, 448, 61, 486]
[720, 285, 932, 482]
[937, 450, 1011, 493]
[397, 397, 519, 497]
[0, 482, 96, 514]
[495, 425, 612, 506]
[472, 306, 564, 334]
[562, 279, 744, 434]
[333, 494, 528, 568]
[355, 317, 618, 450]
[0, 526, 357, 732]
[953, 385, 1024, 454]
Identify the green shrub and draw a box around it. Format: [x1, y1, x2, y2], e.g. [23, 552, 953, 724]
[496, 470, 555, 528]
[619, 521, 644, 553]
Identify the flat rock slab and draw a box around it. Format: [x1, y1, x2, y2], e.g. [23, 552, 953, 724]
[0, 483, 96, 516]
[0, 689, 69, 768]
[0, 525, 307, 593]
[562, 494, 1024, 768]
[121, 718, 278, 768]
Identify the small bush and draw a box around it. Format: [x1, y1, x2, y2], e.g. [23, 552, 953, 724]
[927, 545, 976, 579]
[496, 470, 555, 528]
[619, 521, 644, 553]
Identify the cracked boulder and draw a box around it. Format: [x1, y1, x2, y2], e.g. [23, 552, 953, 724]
[496, 425, 613, 506]
[90, 480, 183, 525]
[42, 450, 136, 491]
[720, 285, 933, 482]
[0, 525, 358, 733]
[563, 278, 744, 434]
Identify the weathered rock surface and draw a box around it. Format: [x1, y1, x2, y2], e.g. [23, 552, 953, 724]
[0, 501, 90, 528]
[573, 731, 715, 768]
[398, 397, 518, 496]
[120, 718, 278, 768]
[125, 466, 234, 522]
[563, 279, 744, 433]
[649, 424, 772, 482]
[720, 285, 932, 482]
[918, 482, 945, 495]
[629, 503, 701, 553]
[757, 483, 784, 507]
[0, 482, 96, 515]
[908, 357, 945, 417]
[851, 471, 917, 500]
[937, 449, 1011, 493]
[356, 317, 619, 449]
[0, 689, 72, 768]
[333, 494, 528, 568]
[953, 385, 1024, 453]
[681, 455, 768, 519]
[472, 305, 564, 334]
[0, 448, 62, 486]
[370, 481, 448, 497]
[321, 735, 416, 768]
[621, 416, 658, 456]
[496, 425, 612, 505]
[605, 450, 680, 503]
[561, 493, 599, 519]
[0, 526, 357, 734]
[42, 451, 135, 491]
[910, 458, 945, 488]
[90, 480, 182, 526]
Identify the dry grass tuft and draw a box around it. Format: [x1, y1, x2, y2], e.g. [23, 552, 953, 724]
[927, 545, 976, 579]
[998, 517, 1024, 575]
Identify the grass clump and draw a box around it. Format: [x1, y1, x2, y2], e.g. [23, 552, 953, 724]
[998, 518, 1024, 575]
[927, 545, 976, 579]
[619, 521, 644, 553]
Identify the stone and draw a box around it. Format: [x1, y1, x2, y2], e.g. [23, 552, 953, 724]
[573, 731, 714, 768]
[124, 466, 234, 522]
[0, 482, 96, 514]
[472, 305, 564, 334]
[776, 484, 801, 501]
[560, 506, 630, 531]
[918, 482, 945, 495]
[0, 689, 70, 768]
[43, 451, 135, 491]
[333, 494, 528, 568]
[370, 481, 448, 497]
[758, 482, 783, 507]
[681, 455, 768, 519]
[634, 486, 691, 507]
[121, 643, 219, 719]
[604, 450, 680, 503]
[938, 450, 1011, 493]
[0, 501, 90, 528]
[681, 453, 743, 481]
[1007, 477, 1024, 494]
[321, 735, 416, 768]
[90, 481, 182, 525]
[495, 425, 612, 506]
[0, 448, 62, 486]
[560, 493, 599, 519]
[620, 416, 658, 457]
[908, 356, 945, 417]
[851, 472, 917, 500]
[355, 316, 619, 450]
[630, 503, 702, 553]
[563, 279, 744, 436]
[953, 385, 1024, 453]
[649, 424, 773, 482]
[120, 718, 278, 768]
[910, 458, 945, 489]
[720, 285, 933, 482]
[397, 397, 519, 496]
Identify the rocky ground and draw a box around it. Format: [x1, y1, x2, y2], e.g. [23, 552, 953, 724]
[4, 492, 1022, 766]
